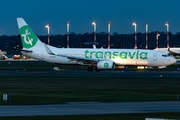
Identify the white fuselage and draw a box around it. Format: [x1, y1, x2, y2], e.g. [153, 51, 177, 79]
[22, 45, 176, 67]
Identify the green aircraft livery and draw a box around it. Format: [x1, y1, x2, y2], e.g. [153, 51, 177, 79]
[84, 50, 148, 60]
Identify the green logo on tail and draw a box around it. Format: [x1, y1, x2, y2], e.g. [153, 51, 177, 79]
[20, 26, 38, 49]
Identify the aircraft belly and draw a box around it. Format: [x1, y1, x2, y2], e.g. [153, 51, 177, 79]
[54, 57, 80, 64]
[136, 61, 148, 65]
[115, 59, 136, 65]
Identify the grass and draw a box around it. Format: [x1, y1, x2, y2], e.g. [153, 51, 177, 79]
[0, 62, 180, 119]
[1, 113, 180, 120]
[1, 76, 180, 105]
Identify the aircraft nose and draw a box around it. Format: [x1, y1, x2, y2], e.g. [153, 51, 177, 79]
[170, 57, 176, 64]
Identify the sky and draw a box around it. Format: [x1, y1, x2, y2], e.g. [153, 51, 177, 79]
[0, 0, 180, 35]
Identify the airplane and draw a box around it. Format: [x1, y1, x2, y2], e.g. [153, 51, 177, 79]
[16, 18, 176, 72]
[155, 47, 180, 58]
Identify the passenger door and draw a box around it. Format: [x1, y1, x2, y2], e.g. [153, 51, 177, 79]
[153, 52, 157, 61]
[41, 51, 45, 59]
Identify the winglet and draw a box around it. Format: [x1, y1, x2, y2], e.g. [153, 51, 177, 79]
[168, 47, 170, 52]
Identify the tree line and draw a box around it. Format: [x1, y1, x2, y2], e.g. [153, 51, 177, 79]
[0, 31, 180, 52]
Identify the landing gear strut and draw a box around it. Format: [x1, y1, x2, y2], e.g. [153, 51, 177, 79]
[87, 66, 101, 72]
[87, 67, 93, 72]
[95, 67, 101, 72]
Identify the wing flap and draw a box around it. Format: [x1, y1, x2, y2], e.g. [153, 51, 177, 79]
[56, 54, 99, 63]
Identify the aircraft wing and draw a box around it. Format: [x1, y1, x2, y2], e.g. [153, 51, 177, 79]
[55, 54, 99, 64]
[168, 48, 180, 56]
[43, 44, 99, 64]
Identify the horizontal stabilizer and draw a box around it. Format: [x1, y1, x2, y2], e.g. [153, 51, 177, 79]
[21, 49, 33, 52]
[6, 46, 32, 52]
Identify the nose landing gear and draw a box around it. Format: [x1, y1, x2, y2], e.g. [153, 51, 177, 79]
[87, 67, 93, 72]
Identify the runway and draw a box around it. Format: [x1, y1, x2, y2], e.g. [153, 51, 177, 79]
[0, 60, 180, 78]
[0, 69, 180, 78]
[0, 101, 180, 116]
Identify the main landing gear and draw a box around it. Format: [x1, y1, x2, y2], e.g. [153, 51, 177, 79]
[87, 67, 93, 72]
[87, 67, 101, 72]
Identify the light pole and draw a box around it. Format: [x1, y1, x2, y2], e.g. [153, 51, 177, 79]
[156, 33, 160, 49]
[145, 24, 148, 49]
[133, 22, 137, 49]
[45, 24, 50, 45]
[165, 22, 169, 48]
[108, 22, 111, 49]
[92, 21, 96, 47]
[67, 21, 70, 48]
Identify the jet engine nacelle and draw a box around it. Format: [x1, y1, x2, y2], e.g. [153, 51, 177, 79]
[97, 61, 115, 69]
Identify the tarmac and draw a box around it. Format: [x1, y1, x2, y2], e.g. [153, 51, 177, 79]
[0, 101, 180, 116]
[0, 69, 180, 78]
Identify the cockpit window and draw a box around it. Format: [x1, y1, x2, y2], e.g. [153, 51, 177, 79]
[162, 54, 170, 57]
